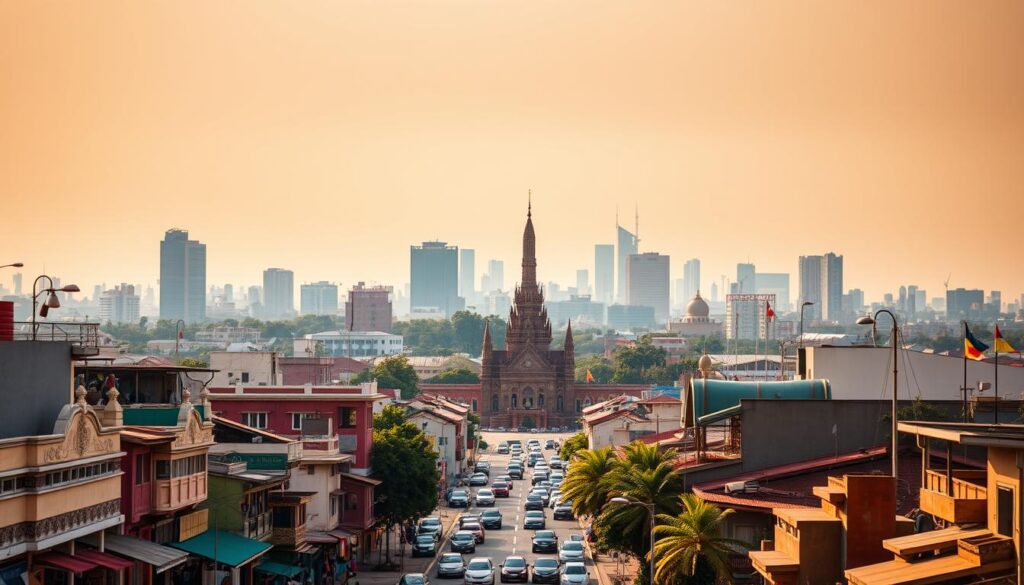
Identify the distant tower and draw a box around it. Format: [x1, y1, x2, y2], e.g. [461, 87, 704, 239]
[12, 272, 22, 296]
[160, 229, 207, 323]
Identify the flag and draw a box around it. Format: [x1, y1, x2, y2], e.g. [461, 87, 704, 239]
[994, 325, 1018, 353]
[766, 302, 775, 321]
[585, 369, 595, 383]
[178, 329, 184, 339]
[964, 324, 989, 360]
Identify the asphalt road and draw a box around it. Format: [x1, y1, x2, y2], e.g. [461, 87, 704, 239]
[420, 430, 594, 585]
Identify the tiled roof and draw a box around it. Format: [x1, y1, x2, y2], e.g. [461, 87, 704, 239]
[638, 395, 681, 404]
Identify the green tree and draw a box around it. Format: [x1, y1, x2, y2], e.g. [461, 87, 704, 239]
[612, 336, 667, 384]
[451, 311, 487, 355]
[356, 355, 420, 399]
[423, 368, 481, 384]
[575, 355, 615, 383]
[560, 446, 616, 518]
[373, 404, 408, 431]
[178, 357, 209, 368]
[652, 494, 747, 585]
[559, 432, 589, 461]
[371, 422, 441, 565]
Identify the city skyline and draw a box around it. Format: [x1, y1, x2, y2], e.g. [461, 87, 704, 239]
[3, 3, 1023, 303]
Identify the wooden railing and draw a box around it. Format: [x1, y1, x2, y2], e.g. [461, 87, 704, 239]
[925, 470, 987, 500]
[153, 473, 207, 512]
[245, 511, 273, 540]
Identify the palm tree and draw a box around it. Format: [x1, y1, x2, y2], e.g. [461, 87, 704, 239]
[652, 494, 747, 585]
[560, 446, 616, 518]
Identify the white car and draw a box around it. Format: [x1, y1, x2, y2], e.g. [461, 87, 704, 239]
[476, 488, 496, 506]
[560, 562, 589, 585]
[548, 491, 563, 508]
[465, 557, 496, 585]
[558, 541, 586, 563]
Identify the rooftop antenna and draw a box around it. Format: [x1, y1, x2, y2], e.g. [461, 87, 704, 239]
[528, 189, 532, 217]
[944, 273, 951, 294]
[634, 202, 640, 248]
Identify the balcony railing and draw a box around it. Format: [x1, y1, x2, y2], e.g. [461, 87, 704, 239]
[13, 322, 100, 355]
[153, 473, 208, 513]
[271, 523, 308, 548]
[300, 435, 340, 453]
[920, 469, 987, 524]
[244, 511, 273, 541]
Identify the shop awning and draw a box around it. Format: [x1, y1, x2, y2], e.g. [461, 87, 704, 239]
[255, 561, 303, 579]
[306, 532, 339, 544]
[171, 529, 272, 568]
[75, 549, 135, 571]
[34, 552, 98, 573]
[81, 533, 189, 573]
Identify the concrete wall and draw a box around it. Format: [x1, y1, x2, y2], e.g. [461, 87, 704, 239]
[290, 464, 340, 532]
[0, 342, 73, 438]
[209, 352, 278, 386]
[805, 346, 1024, 402]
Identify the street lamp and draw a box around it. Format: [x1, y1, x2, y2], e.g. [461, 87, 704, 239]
[608, 496, 657, 585]
[174, 319, 186, 356]
[0, 263, 24, 269]
[31, 275, 80, 340]
[798, 301, 814, 348]
[856, 310, 899, 478]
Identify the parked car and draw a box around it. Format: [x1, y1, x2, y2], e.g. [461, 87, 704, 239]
[449, 489, 471, 508]
[523, 510, 546, 529]
[413, 534, 439, 557]
[464, 558, 495, 585]
[480, 509, 503, 529]
[438, 553, 467, 578]
[531, 558, 560, 584]
[459, 514, 482, 529]
[500, 556, 529, 583]
[419, 517, 443, 539]
[450, 531, 477, 554]
[559, 563, 587, 585]
[544, 439, 557, 450]
[462, 522, 486, 544]
[475, 461, 491, 475]
[558, 541, 585, 563]
[400, 573, 429, 585]
[492, 482, 510, 497]
[531, 530, 558, 553]
[524, 494, 545, 511]
[476, 488, 496, 506]
[469, 473, 489, 486]
[553, 502, 574, 521]
[497, 444, 510, 454]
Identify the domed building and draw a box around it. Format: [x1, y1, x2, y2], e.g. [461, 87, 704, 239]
[667, 291, 722, 336]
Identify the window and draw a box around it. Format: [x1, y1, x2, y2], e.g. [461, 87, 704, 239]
[156, 460, 171, 480]
[241, 372, 250, 383]
[338, 407, 358, 429]
[242, 412, 267, 429]
[491, 395, 499, 412]
[471, 399, 478, 412]
[135, 454, 149, 485]
[556, 396, 563, 412]
[538, 393, 545, 407]
[345, 493, 358, 510]
[162, 455, 206, 478]
[998, 486, 1014, 537]
[273, 506, 294, 528]
[511, 394, 518, 408]
[575, 400, 582, 412]
[292, 412, 315, 430]
[330, 496, 338, 517]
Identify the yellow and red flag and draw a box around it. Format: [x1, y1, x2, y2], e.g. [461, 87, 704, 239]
[994, 325, 1018, 354]
[585, 369, 595, 383]
[964, 324, 989, 360]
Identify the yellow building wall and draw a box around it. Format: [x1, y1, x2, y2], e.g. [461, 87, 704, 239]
[987, 447, 1020, 552]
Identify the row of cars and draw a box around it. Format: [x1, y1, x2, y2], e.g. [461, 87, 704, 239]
[437, 556, 590, 585]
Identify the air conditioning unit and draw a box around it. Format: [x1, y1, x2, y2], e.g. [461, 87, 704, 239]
[724, 480, 759, 495]
[251, 436, 263, 444]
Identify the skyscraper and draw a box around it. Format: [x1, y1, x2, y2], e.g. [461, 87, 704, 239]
[626, 252, 670, 324]
[822, 252, 843, 322]
[300, 281, 339, 316]
[99, 284, 140, 324]
[411, 241, 461, 317]
[485, 259, 505, 293]
[575, 269, 590, 296]
[798, 255, 823, 321]
[459, 248, 476, 302]
[262, 268, 295, 319]
[682, 259, 700, 304]
[594, 244, 614, 305]
[616, 224, 638, 303]
[346, 282, 393, 332]
[12, 272, 22, 296]
[947, 288, 985, 321]
[755, 273, 790, 311]
[159, 228, 207, 323]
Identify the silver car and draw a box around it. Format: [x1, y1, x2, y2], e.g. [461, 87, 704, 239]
[476, 488, 496, 507]
[438, 553, 467, 578]
[558, 541, 585, 563]
[559, 562, 588, 585]
[464, 557, 495, 585]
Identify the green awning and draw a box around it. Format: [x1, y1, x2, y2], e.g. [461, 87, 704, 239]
[171, 530, 271, 568]
[256, 561, 303, 578]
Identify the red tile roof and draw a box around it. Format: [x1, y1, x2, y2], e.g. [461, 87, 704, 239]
[638, 395, 681, 405]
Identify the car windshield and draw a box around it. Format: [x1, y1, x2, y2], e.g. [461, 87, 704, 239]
[422, 518, 440, 526]
[535, 531, 555, 539]
[464, 523, 481, 530]
[468, 561, 491, 570]
[416, 536, 433, 544]
[527, 495, 541, 502]
[452, 490, 468, 497]
[504, 558, 526, 568]
[453, 532, 474, 541]
[562, 543, 583, 551]
[564, 565, 586, 575]
[441, 554, 462, 563]
[478, 489, 492, 495]
[404, 576, 427, 585]
[526, 511, 543, 518]
[482, 510, 500, 517]
[535, 559, 558, 569]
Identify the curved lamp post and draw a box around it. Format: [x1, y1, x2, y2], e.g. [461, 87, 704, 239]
[856, 309, 899, 478]
[0, 263, 24, 269]
[608, 496, 657, 585]
[798, 301, 814, 348]
[31, 275, 80, 340]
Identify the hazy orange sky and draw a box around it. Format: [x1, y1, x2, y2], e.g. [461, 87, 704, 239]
[2, 1, 1022, 305]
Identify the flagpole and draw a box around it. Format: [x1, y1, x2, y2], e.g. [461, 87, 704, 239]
[962, 320, 969, 423]
[994, 344, 999, 424]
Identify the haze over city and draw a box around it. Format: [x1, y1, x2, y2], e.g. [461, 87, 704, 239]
[3, 2, 1024, 302]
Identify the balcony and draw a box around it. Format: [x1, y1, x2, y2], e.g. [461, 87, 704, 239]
[272, 523, 308, 548]
[919, 469, 987, 525]
[13, 322, 100, 355]
[153, 473, 208, 513]
[244, 511, 273, 541]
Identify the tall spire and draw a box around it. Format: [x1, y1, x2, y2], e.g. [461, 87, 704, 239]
[564, 320, 574, 353]
[522, 194, 537, 286]
[482, 319, 493, 358]
[528, 189, 532, 218]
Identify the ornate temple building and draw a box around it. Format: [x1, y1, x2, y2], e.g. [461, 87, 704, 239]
[481, 204, 577, 428]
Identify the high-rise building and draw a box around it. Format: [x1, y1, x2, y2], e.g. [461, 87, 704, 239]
[755, 273, 790, 311]
[736, 263, 756, 293]
[247, 285, 262, 306]
[625, 252, 670, 324]
[710, 281, 719, 302]
[12, 272, 22, 296]
[822, 252, 843, 322]
[725, 293, 777, 341]
[159, 228, 206, 323]
[346, 282, 393, 332]
[99, 283, 140, 324]
[411, 241, 461, 317]
[460, 249, 476, 301]
[906, 285, 918, 318]
[616, 224, 638, 303]
[947, 288, 985, 321]
[223, 283, 234, 303]
[300, 281, 339, 316]
[682, 259, 700, 304]
[798, 255, 823, 320]
[262, 268, 295, 319]
[846, 289, 865, 315]
[594, 244, 614, 305]
[484, 259, 505, 293]
[575, 269, 590, 296]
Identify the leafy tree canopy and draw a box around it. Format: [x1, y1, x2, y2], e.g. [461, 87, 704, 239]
[371, 423, 440, 538]
[354, 355, 420, 399]
[424, 367, 480, 384]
